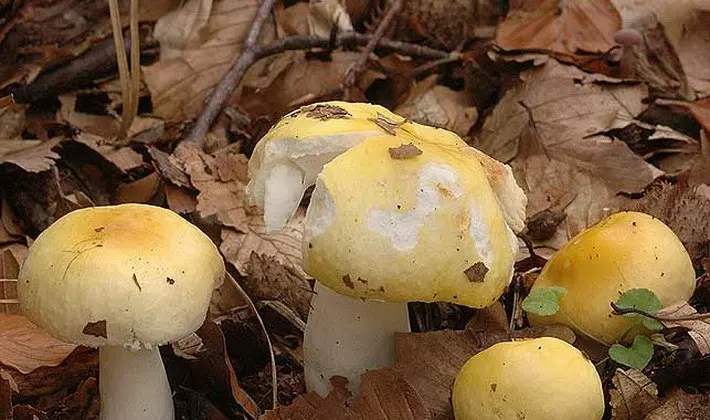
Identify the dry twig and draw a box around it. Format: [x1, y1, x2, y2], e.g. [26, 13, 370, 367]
[342, 0, 402, 98]
[185, 2, 457, 147]
[611, 302, 710, 322]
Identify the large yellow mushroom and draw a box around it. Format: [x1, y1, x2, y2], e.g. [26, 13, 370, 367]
[246, 101, 527, 396]
[528, 211, 696, 345]
[452, 337, 605, 420]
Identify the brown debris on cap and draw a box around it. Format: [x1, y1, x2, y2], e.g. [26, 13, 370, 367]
[304, 104, 352, 121]
[389, 143, 423, 160]
[82, 320, 107, 338]
[464, 262, 489, 283]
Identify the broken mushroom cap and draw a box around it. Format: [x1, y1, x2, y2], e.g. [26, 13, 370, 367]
[452, 337, 604, 420]
[303, 133, 519, 308]
[529, 211, 696, 345]
[246, 101, 411, 232]
[17, 203, 225, 349]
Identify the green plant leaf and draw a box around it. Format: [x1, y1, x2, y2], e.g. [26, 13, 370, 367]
[521, 286, 566, 316]
[608, 335, 654, 370]
[615, 288, 664, 331]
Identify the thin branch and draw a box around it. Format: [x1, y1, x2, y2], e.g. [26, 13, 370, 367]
[610, 302, 710, 322]
[256, 33, 454, 61]
[186, 30, 457, 146]
[343, 0, 402, 96]
[185, 0, 276, 145]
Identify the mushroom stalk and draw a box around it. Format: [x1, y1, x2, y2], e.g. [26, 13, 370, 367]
[99, 346, 174, 420]
[304, 281, 411, 396]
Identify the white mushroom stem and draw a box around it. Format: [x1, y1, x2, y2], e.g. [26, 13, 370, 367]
[99, 346, 174, 420]
[304, 281, 411, 396]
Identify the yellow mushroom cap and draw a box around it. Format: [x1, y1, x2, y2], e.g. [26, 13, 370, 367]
[452, 337, 604, 420]
[529, 211, 696, 345]
[303, 133, 518, 308]
[246, 100, 528, 234]
[246, 101, 408, 231]
[17, 204, 225, 350]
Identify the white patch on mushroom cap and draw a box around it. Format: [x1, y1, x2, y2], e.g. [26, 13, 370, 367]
[468, 200, 493, 268]
[367, 163, 464, 252]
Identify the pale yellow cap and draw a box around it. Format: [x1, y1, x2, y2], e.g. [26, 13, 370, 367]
[452, 337, 604, 420]
[303, 133, 519, 308]
[18, 204, 225, 349]
[529, 211, 696, 345]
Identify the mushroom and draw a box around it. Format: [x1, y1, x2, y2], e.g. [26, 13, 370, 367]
[246, 100, 527, 234]
[17, 204, 225, 420]
[528, 211, 696, 345]
[247, 101, 527, 396]
[247, 101, 406, 233]
[302, 133, 524, 395]
[452, 337, 604, 420]
[613, 28, 643, 79]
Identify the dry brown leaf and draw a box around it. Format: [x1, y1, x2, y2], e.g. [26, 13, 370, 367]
[0, 315, 76, 375]
[475, 60, 658, 243]
[165, 184, 198, 214]
[58, 94, 120, 138]
[220, 207, 306, 278]
[613, 0, 710, 97]
[241, 51, 382, 118]
[104, 147, 145, 173]
[144, 0, 259, 121]
[261, 370, 430, 420]
[245, 253, 312, 320]
[171, 141, 249, 231]
[115, 172, 164, 205]
[1, 200, 22, 239]
[394, 305, 576, 420]
[656, 302, 710, 356]
[657, 98, 710, 136]
[495, 0, 621, 56]
[610, 368, 661, 420]
[644, 388, 710, 420]
[0, 138, 61, 173]
[395, 75, 478, 138]
[276, 2, 310, 36]
[195, 319, 261, 419]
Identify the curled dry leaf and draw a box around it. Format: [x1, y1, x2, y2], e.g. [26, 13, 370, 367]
[496, 0, 621, 57]
[171, 141, 249, 231]
[260, 369, 430, 420]
[0, 315, 76, 375]
[245, 253, 312, 321]
[394, 75, 478, 138]
[656, 302, 710, 356]
[220, 208, 306, 278]
[143, 0, 259, 121]
[194, 319, 261, 419]
[0, 138, 62, 173]
[610, 368, 661, 420]
[475, 60, 659, 243]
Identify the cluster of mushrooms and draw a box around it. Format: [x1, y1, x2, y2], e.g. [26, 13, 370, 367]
[15, 102, 696, 419]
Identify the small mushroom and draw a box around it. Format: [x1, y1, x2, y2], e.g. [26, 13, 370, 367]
[528, 211, 696, 345]
[452, 337, 604, 420]
[18, 204, 225, 420]
[613, 28, 643, 79]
